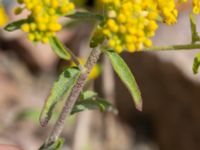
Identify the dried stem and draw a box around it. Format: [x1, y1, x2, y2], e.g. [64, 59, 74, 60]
[45, 48, 102, 146]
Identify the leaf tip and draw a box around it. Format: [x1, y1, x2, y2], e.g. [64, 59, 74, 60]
[39, 113, 50, 127]
[136, 101, 143, 111]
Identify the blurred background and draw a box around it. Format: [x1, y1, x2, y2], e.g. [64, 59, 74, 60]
[0, 0, 200, 150]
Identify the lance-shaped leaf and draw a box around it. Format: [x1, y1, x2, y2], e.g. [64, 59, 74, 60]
[40, 67, 80, 127]
[39, 138, 64, 150]
[193, 52, 200, 74]
[71, 98, 115, 115]
[49, 36, 71, 60]
[67, 11, 104, 21]
[105, 50, 142, 110]
[4, 19, 27, 32]
[190, 14, 200, 43]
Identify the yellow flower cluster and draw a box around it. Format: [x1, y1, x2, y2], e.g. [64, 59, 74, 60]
[15, 0, 75, 43]
[0, 5, 8, 27]
[193, 0, 200, 14]
[98, 0, 161, 53]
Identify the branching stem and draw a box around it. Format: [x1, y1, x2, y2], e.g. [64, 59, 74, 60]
[42, 42, 200, 148]
[45, 48, 102, 146]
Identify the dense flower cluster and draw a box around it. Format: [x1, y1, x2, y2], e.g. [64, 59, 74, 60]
[96, 0, 180, 53]
[15, 0, 75, 43]
[0, 5, 8, 27]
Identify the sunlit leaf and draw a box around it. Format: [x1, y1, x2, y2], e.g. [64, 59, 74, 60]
[39, 138, 64, 150]
[40, 67, 80, 127]
[49, 36, 71, 60]
[105, 50, 142, 110]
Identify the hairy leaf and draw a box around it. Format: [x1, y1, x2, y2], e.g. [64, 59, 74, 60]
[4, 19, 27, 32]
[40, 67, 80, 127]
[105, 50, 142, 110]
[49, 36, 71, 60]
[193, 52, 200, 74]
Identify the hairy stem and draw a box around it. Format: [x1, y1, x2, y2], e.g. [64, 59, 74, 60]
[45, 48, 102, 146]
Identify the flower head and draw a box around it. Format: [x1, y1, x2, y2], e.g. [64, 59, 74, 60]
[15, 0, 75, 43]
[95, 0, 161, 53]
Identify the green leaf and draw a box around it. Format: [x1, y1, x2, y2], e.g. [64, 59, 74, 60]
[80, 90, 97, 100]
[67, 11, 104, 21]
[105, 50, 142, 110]
[193, 52, 200, 74]
[4, 19, 27, 32]
[190, 14, 200, 43]
[39, 138, 64, 150]
[49, 36, 71, 60]
[71, 98, 114, 115]
[40, 67, 80, 127]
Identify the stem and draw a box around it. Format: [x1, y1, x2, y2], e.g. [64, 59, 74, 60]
[45, 48, 102, 146]
[143, 43, 200, 51]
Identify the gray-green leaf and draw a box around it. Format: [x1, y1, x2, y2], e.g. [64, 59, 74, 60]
[4, 19, 27, 32]
[193, 52, 200, 74]
[40, 67, 80, 127]
[49, 36, 71, 60]
[105, 50, 142, 110]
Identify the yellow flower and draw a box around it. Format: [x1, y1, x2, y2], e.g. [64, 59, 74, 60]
[15, 0, 75, 43]
[0, 5, 8, 27]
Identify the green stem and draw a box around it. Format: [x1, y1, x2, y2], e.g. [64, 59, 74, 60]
[143, 43, 200, 51]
